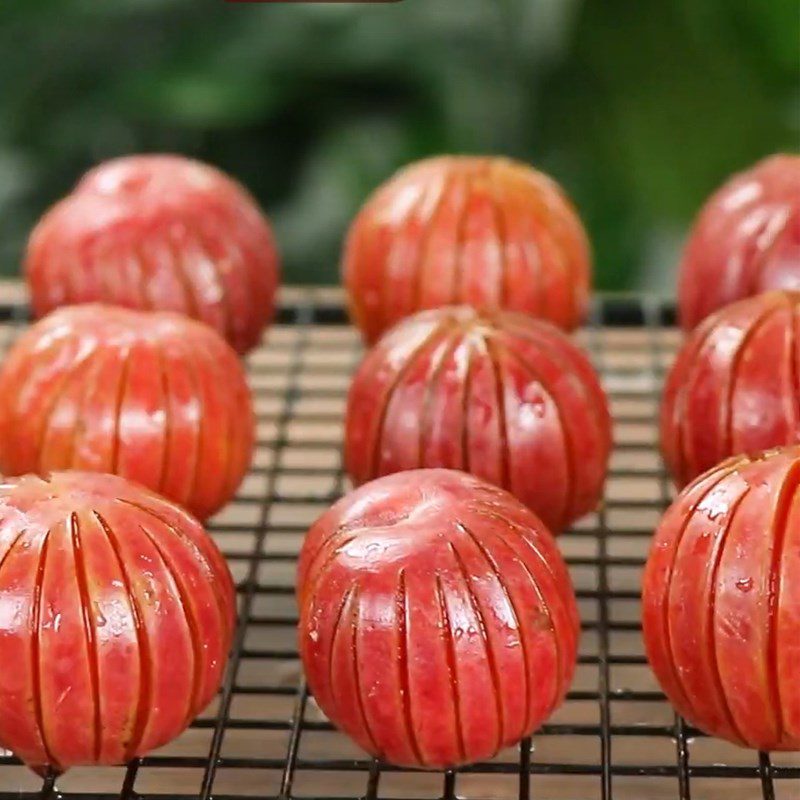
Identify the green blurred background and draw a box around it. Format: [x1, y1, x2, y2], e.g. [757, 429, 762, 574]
[0, 0, 797, 292]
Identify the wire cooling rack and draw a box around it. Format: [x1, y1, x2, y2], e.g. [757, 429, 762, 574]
[0, 289, 798, 800]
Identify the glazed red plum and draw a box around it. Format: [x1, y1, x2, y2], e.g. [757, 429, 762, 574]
[0, 471, 236, 772]
[297, 469, 580, 768]
[25, 154, 280, 353]
[344, 306, 612, 532]
[661, 290, 800, 487]
[642, 447, 800, 750]
[678, 154, 800, 331]
[343, 155, 591, 343]
[0, 304, 254, 520]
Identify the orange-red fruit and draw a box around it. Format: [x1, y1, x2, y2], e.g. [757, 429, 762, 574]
[0, 304, 254, 521]
[342, 156, 591, 344]
[25, 154, 280, 353]
[344, 306, 611, 532]
[678, 154, 800, 331]
[642, 447, 800, 751]
[661, 290, 800, 488]
[0, 471, 236, 771]
[297, 469, 580, 768]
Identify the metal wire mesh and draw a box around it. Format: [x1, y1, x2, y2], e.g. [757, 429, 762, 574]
[0, 291, 798, 800]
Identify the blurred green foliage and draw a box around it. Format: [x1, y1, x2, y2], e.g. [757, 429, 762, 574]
[0, 0, 797, 291]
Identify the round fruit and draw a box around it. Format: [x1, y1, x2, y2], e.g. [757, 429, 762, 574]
[0, 304, 254, 521]
[344, 306, 611, 532]
[0, 471, 236, 771]
[25, 153, 280, 353]
[661, 290, 800, 488]
[642, 447, 800, 751]
[342, 156, 591, 343]
[678, 154, 800, 331]
[297, 469, 580, 769]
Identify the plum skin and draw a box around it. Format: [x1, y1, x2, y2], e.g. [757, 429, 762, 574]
[0, 471, 236, 772]
[342, 155, 592, 344]
[297, 469, 580, 769]
[344, 306, 612, 533]
[661, 290, 800, 488]
[678, 153, 800, 331]
[642, 447, 800, 751]
[25, 153, 280, 354]
[0, 303, 254, 521]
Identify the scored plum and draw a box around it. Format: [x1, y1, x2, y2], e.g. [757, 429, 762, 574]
[661, 290, 800, 487]
[0, 304, 254, 520]
[0, 471, 236, 772]
[344, 306, 611, 532]
[678, 154, 800, 331]
[297, 469, 580, 768]
[642, 447, 800, 751]
[25, 154, 280, 353]
[342, 155, 591, 343]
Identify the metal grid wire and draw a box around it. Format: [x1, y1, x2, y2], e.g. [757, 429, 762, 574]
[0, 292, 799, 800]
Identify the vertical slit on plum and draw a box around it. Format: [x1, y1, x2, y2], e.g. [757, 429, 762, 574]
[138, 522, 202, 725]
[457, 521, 532, 739]
[325, 582, 356, 725]
[412, 167, 454, 315]
[110, 346, 134, 476]
[199, 337, 238, 506]
[722, 303, 783, 462]
[500, 320, 608, 447]
[380, 181, 433, 335]
[131, 243, 152, 310]
[669, 316, 721, 486]
[395, 569, 425, 766]
[447, 539, 504, 755]
[299, 535, 358, 619]
[695, 486, 752, 746]
[477, 520, 563, 719]
[31, 529, 58, 770]
[498, 340, 572, 530]
[70, 512, 103, 762]
[95, 511, 152, 761]
[650, 465, 742, 719]
[0, 528, 26, 578]
[435, 573, 466, 763]
[765, 463, 800, 746]
[205, 204, 254, 348]
[487, 169, 509, 310]
[368, 324, 449, 479]
[460, 337, 475, 474]
[154, 343, 172, 496]
[165, 230, 200, 319]
[36, 345, 99, 475]
[181, 345, 208, 514]
[485, 335, 510, 492]
[113, 497, 231, 646]
[452, 169, 474, 306]
[350, 584, 380, 755]
[66, 347, 107, 470]
[193, 223, 232, 347]
[192, 344, 233, 516]
[417, 331, 457, 469]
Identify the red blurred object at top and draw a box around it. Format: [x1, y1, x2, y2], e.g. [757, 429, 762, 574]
[0, 471, 236, 772]
[25, 154, 280, 354]
[344, 306, 611, 533]
[661, 290, 800, 488]
[342, 155, 592, 344]
[678, 154, 800, 331]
